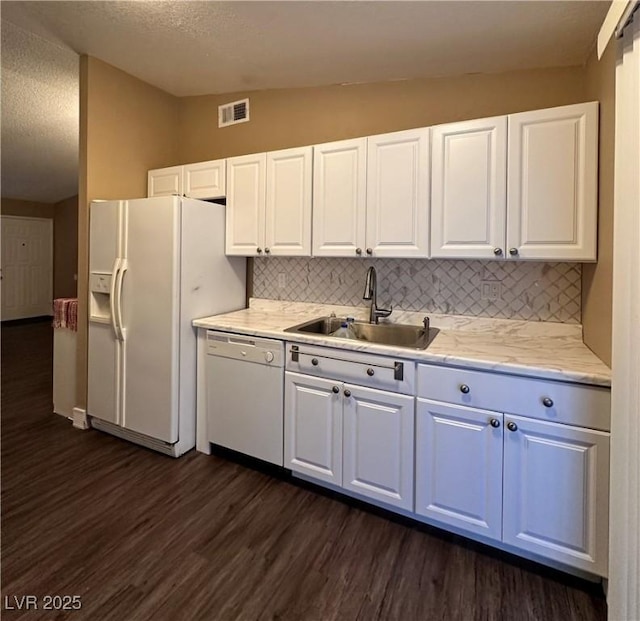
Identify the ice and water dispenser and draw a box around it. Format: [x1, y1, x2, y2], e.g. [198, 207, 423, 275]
[89, 272, 113, 322]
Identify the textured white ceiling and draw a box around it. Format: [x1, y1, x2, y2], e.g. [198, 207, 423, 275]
[0, 0, 610, 203]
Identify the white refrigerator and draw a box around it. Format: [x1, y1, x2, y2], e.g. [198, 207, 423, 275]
[87, 196, 246, 456]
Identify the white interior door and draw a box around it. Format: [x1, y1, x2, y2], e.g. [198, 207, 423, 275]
[1, 216, 53, 320]
[121, 197, 180, 443]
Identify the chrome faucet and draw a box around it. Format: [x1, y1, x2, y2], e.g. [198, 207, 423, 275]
[363, 266, 392, 324]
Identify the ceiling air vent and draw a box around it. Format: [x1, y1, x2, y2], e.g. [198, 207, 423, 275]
[218, 98, 250, 128]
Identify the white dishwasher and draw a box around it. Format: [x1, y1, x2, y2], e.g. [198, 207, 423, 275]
[205, 330, 284, 466]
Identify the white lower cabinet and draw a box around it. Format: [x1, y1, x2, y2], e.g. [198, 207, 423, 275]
[416, 363, 610, 576]
[502, 415, 610, 576]
[285, 373, 342, 486]
[415, 399, 503, 541]
[285, 370, 414, 510]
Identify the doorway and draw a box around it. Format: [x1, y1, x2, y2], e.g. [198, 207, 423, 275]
[1, 215, 53, 320]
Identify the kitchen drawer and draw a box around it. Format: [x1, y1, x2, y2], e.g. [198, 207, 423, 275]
[286, 342, 415, 395]
[417, 364, 610, 431]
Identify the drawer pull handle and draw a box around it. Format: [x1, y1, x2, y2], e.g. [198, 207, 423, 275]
[394, 362, 404, 381]
[490, 418, 500, 428]
[542, 397, 554, 408]
[459, 384, 470, 394]
[332, 386, 340, 394]
[311, 358, 319, 366]
[344, 389, 352, 398]
[366, 368, 375, 376]
[507, 421, 518, 432]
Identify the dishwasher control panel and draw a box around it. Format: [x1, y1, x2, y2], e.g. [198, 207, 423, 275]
[206, 331, 284, 366]
[286, 341, 415, 395]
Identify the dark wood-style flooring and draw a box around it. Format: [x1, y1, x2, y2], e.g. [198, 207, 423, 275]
[1, 320, 607, 620]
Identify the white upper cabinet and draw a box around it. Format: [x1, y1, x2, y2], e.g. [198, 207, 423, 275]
[183, 159, 226, 199]
[148, 166, 183, 198]
[313, 138, 367, 256]
[226, 153, 266, 256]
[148, 160, 226, 199]
[431, 117, 507, 259]
[265, 147, 312, 256]
[366, 128, 430, 258]
[313, 133, 429, 258]
[430, 102, 598, 261]
[226, 148, 312, 256]
[507, 102, 598, 261]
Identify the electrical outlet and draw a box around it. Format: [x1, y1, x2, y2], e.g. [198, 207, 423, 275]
[481, 281, 502, 301]
[278, 273, 287, 289]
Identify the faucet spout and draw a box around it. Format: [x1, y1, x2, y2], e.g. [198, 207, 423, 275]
[362, 266, 392, 324]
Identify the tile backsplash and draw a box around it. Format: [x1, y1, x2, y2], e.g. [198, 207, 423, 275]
[253, 258, 582, 323]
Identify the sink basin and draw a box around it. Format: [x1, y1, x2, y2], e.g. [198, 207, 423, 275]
[284, 316, 439, 350]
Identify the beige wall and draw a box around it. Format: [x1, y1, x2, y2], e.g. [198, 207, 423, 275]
[178, 66, 586, 162]
[1, 197, 54, 218]
[54, 195, 78, 299]
[77, 56, 180, 407]
[582, 42, 616, 366]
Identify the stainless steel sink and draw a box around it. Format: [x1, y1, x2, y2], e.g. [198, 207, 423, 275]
[284, 316, 439, 350]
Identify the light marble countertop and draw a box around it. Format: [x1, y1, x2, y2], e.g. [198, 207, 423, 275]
[193, 299, 611, 387]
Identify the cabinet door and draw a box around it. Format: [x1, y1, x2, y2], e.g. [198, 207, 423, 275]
[431, 117, 507, 259]
[507, 102, 598, 260]
[503, 415, 609, 576]
[415, 399, 503, 540]
[343, 385, 414, 510]
[148, 166, 183, 198]
[265, 146, 312, 256]
[366, 128, 429, 257]
[184, 159, 226, 199]
[226, 153, 266, 256]
[312, 138, 366, 257]
[284, 372, 343, 485]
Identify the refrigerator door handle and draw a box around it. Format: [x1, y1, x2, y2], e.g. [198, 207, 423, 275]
[115, 259, 128, 341]
[109, 258, 122, 340]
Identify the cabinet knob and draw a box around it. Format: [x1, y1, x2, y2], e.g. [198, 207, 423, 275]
[264, 247, 271, 254]
[332, 386, 340, 394]
[355, 248, 362, 255]
[507, 421, 518, 432]
[493, 248, 503, 256]
[490, 418, 500, 428]
[256, 247, 263, 254]
[366, 367, 375, 376]
[459, 384, 470, 394]
[542, 397, 554, 408]
[509, 248, 519, 256]
[311, 358, 319, 366]
[343, 389, 352, 398]
[366, 248, 373, 255]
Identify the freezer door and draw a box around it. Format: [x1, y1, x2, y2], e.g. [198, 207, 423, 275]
[88, 200, 123, 425]
[120, 197, 180, 443]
